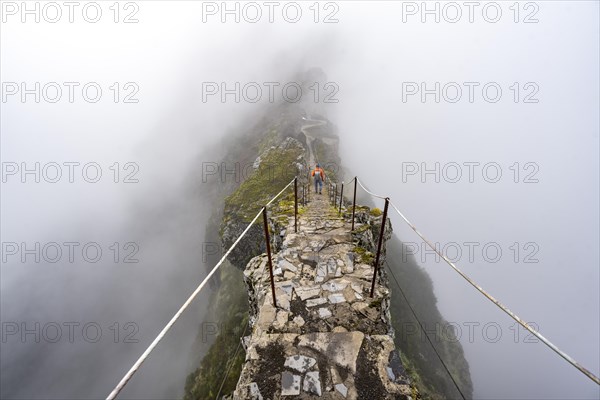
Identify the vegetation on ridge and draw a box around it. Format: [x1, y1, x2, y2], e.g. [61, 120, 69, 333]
[185, 130, 307, 400]
[184, 100, 473, 399]
[183, 264, 248, 400]
[386, 235, 474, 399]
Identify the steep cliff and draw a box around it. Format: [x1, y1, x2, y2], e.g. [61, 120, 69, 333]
[183, 95, 472, 399]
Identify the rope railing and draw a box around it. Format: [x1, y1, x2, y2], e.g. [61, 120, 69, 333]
[108, 167, 598, 399]
[384, 258, 467, 399]
[343, 176, 600, 386]
[106, 177, 299, 400]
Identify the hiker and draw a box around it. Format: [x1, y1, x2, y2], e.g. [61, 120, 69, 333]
[311, 163, 325, 194]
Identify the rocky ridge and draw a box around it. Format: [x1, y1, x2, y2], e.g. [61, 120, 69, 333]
[232, 168, 414, 399]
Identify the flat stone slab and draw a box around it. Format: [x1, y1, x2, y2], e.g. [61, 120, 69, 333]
[335, 383, 348, 398]
[297, 332, 365, 373]
[284, 354, 316, 373]
[318, 307, 332, 318]
[328, 293, 346, 304]
[249, 382, 263, 400]
[276, 281, 295, 296]
[303, 371, 322, 396]
[306, 297, 327, 307]
[233, 173, 413, 400]
[281, 371, 301, 396]
[278, 259, 298, 273]
[295, 286, 321, 300]
[321, 280, 349, 292]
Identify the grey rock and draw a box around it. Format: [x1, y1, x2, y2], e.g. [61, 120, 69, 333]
[328, 293, 346, 304]
[306, 297, 327, 307]
[253, 156, 261, 169]
[303, 371, 322, 396]
[318, 307, 332, 318]
[297, 332, 365, 373]
[277, 281, 294, 296]
[386, 366, 395, 381]
[345, 252, 355, 273]
[322, 280, 349, 293]
[335, 383, 348, 398]
[281, 372, 301, 396]
[327, 258, 337, 275]
[279, 259, 298, 273]
[284, 354, 316, 373]
[292, 316, 305, 327]
[295, 286, 321, 300]
[249, 382, 263, 400]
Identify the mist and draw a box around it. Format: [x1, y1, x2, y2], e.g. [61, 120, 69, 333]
[1, 1, 598, 399]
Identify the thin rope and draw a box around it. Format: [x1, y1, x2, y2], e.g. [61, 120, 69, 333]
[356, 177, 387, 200]
[351, 177, 599, 385]
[378, 197, 599, 386]
[214, 319, 250, 399]
[214, 192, 291, 398]
[266, 178, 296, 207]
[106, 207, 263, 400]
[106, 178, 297, 399]
[385, 260, 466, 400]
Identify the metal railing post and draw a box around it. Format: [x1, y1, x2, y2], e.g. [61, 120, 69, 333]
[370, 197, 390, 298]
[294, 177, 298, 233]
[262, 206, 277, 306]
[351, 177, 357, 231]
[339, 182, 344, 214]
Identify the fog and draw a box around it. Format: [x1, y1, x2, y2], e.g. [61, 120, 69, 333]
[1, 1, 598, 399]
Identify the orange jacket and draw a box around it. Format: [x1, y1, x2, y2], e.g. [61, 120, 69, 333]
[311, 167, 325, 181]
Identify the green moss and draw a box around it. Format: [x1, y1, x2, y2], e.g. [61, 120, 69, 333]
[369, 298, 382, 308]
[353, 246, 375, 265]
[399, 352, 429, 400]
[224, 146, 304, 223]
[370, 207, 382, 217]
[183, 265, 249, 400]
[352, 224, 370, 234]
[274, 215, 290, 227]
[276, 199, 296, 216]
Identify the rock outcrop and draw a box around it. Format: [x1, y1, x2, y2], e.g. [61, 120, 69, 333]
[232, 176, 414, 399]
[185, 102, 472, 400]
[221, 137, 309, 268]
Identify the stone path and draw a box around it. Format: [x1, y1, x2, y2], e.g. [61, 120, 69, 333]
[233, 177, 412, 399]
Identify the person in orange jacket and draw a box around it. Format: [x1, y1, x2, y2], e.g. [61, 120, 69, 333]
[311, 163, 325, 194]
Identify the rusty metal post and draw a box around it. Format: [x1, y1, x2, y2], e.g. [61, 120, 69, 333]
[339, 182, 344, 214]
[370, 197, 390, 298]
[294, 177, 298, 233]
[351, 177, 357, 231]
[262, 206, 277, 306]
